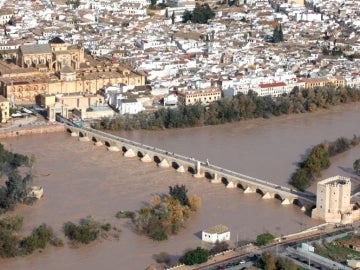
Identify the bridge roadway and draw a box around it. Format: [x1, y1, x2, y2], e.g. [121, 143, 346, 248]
[66, 125, 316, 211]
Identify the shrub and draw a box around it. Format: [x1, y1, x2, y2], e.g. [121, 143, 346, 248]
[182, 247, 209, 265]
[0, 228, 20, 257]
[63, 217, 100, 244]
[188, 195, 201, 211]
[63, 216, 114, 244]
[115, 211, 135, 219]
[169, 184, 189, 206]
[101, 223, 111, 232]
[354, 159, 360, 176]
[155, 251, 171, 264]
[20, 224, 61, 255]
[255, 232, 275, 246]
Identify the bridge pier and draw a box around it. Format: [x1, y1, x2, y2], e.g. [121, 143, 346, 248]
[94, 140, 103, 146]
[226, 181, 237, 188]
[244, 186, 256, 193]
[108, 146, 120, 152]
[158, 158, 170, 168]
[210, 172, 221, 183]
[71, 131, 79, 137]
[281, 198, 292, 205]
[79, 136, 90, 142]
[124, 149, 136, 157]
[176, 165, 185, 173]
[141, 154, 152, 162]
[262, 192, 274, 199]
[193, 161, 204, 178]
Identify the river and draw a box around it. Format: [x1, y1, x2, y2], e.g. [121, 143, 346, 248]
[1, 103, 360, 270]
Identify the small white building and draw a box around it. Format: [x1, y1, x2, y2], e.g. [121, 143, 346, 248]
[118, 98, 145, 115]
[202, 224, 230, 243]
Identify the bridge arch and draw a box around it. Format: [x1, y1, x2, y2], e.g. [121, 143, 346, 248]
[221, 177, 229, 186]
[204, 171, 213, 180]
[171, 161, 180, 170]
[187, 166, 196, 174]
[256, 188, 265, 196]
[293, 198, 303, 208]
[79, 131, 86, 138]
[137, 150, 145, 158]
[104, 141, 112, 147]
[236, 182, 246, 190]
[91, 136, 100, 143]
[274, 194, 284, 202]
[153, 155, 161, 164]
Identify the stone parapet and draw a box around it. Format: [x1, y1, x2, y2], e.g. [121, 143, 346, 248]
[0, 124, 65, 139]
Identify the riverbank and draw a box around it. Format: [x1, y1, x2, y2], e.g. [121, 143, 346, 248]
[0, 123, 65, 139]
[0, 102, 359, 270]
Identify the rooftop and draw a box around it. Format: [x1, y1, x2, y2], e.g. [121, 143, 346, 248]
[203, 224, 229, 234]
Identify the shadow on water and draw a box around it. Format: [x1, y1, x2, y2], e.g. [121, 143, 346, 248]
[338, 166, 355, 175]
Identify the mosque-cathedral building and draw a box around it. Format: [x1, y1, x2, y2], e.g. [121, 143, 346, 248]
[0, 37, 146, 105]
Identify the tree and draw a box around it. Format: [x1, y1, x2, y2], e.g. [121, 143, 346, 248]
[63, 216, 100, 244]
[150, 0, 157, 9]
[188, 195, 201, 211]
[171, 12, 175, 24]
[191, 4, 215, 24]
[165, 8, 168, 18]
[169, 184, 189, 206]
[289, 168, 310, 191]
[260, 252, 276, 270]
[272, 24, 284, 43]
[255, 232, 275, 246]
[5, 171, 32, 205]
[182, 9, 192, 23]
[182, 247, 209, 265]
[354, 159, 360, 176]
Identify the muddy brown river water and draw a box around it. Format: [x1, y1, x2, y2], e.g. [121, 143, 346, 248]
[1, 103, 360, 270]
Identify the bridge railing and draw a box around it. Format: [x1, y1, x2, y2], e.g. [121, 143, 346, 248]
[75, 126, 315, 201]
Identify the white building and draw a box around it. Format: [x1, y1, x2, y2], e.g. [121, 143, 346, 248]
[202, 224, 230, 243]
[118, 98, 145, 115]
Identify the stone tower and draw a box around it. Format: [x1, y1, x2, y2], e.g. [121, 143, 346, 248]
[312, 176, 352, 224]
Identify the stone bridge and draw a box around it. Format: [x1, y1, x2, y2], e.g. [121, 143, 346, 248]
[66, 125, 316, 213]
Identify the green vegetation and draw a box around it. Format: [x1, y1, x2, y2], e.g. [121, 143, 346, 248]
[290, 135, 360, 190]
[169, 184, 189, 206]
[0, 216, 62, 257]
[63, 216, 117, 244]
[353, 159, 360, 176]
[255, 232, 275, 246]
[272, 24, 284, 43]
[115, 210, 135, 219]
[134, 185, 201, 241]
[20, 224, 63, 255]
[182, 4, 215, 24]
[93, 85, 360, 132]
[63, 216, 108, 244]
[314, 241, 360, 263]
[0, 144, 35, 212]
[149, 0, 157, 9]
[66, 0, 80, 9]
[257, 252, 297, 270]
[182, 247, 209, 265]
